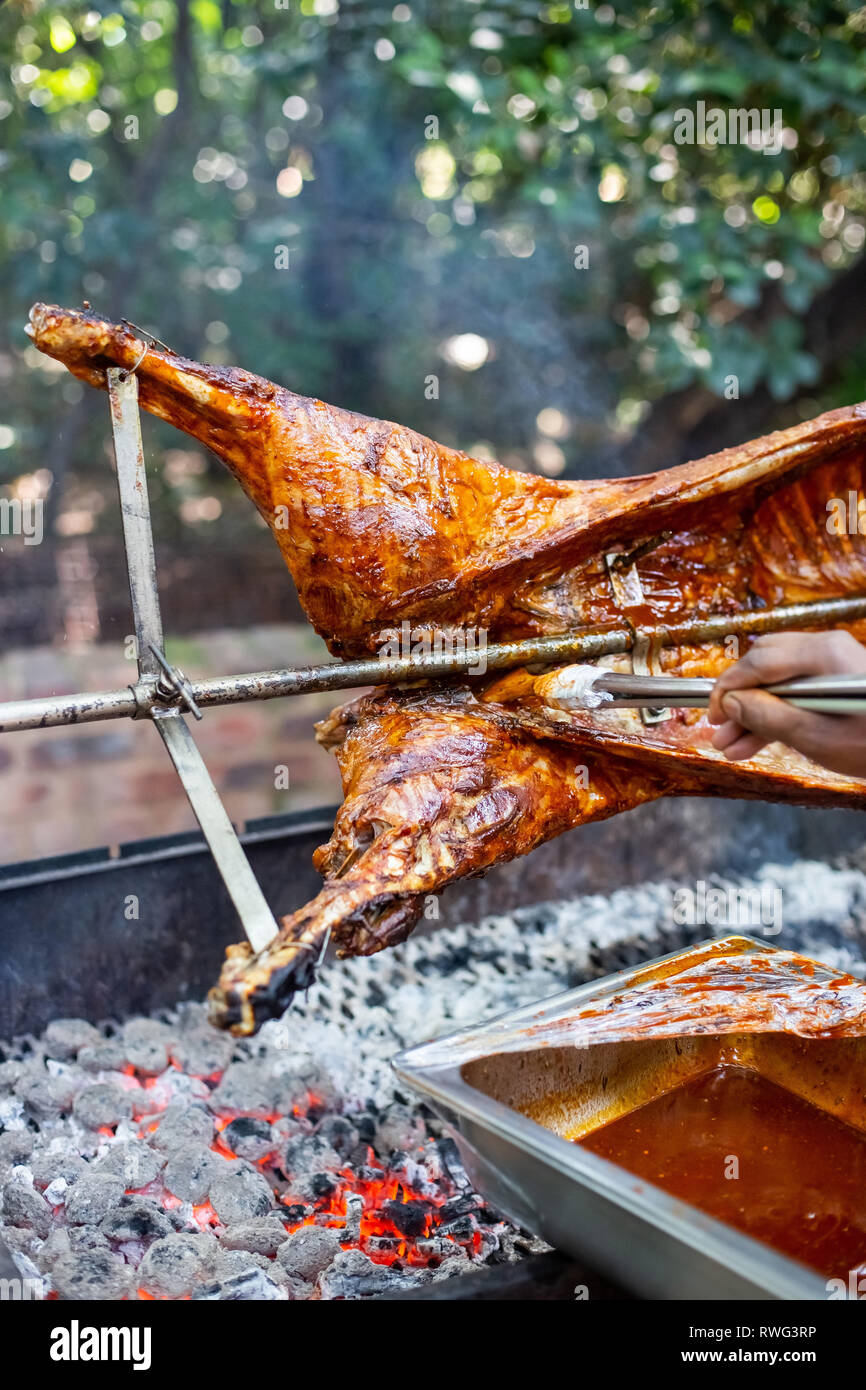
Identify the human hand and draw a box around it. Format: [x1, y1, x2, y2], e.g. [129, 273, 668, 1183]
[708, 630, 866, 778]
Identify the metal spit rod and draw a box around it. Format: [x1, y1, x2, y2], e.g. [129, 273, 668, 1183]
[2, 594, 866, 734]
[107, 370, 280, 955]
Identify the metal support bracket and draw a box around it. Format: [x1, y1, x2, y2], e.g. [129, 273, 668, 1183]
[107, 368, 279, 956]
[605, 550, 672, 724]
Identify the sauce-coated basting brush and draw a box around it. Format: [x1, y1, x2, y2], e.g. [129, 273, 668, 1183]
[541, 667, 866, 715]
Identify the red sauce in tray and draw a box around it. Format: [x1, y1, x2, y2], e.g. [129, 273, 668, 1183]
[578, 1066, 866, 1278]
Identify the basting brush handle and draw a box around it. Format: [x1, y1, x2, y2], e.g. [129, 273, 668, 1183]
[591, 672, 866, 714]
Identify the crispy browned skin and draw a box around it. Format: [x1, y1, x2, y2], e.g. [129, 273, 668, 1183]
[26, 304, 866, 1034]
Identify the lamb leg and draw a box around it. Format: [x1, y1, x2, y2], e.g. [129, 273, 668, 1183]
[28, 305, 866, 659]
[206, 690, 678, 1033]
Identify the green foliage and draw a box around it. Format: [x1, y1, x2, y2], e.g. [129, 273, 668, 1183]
[0, 0, 864, 534]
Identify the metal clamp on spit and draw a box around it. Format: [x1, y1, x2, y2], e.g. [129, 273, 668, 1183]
[147, 642, 203, 721]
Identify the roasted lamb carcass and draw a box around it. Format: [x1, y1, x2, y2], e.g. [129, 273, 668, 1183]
[27, 304, 866, 1035]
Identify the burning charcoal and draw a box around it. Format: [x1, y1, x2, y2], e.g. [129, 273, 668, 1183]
[137, 1069, 210, 1115]
[382, 1198, 430, 1238]
[209, 1164, 274, 1225]
[417, 1237, 465, 1261]
[72, 1081, 134, 1131]
[354, 1113, 376, 1144]
[208, 1061, 274, 1115]
[4, 1229, 41, 1273]
[162, 1143, 220, 1204]
[418, 1141, 446, 1185]
[0, 1095, 26, 1135]
[269, 1114, 303, 1148]
[43, 1018, 101, 1061]
[100, 1196, 174, 1243]
[215, 1248, 271, 1278]
[374, 1104, 427, 1159]
[495, 1229, 551, 1260]
[438, 1214, 479, 1241]
[284, 1176, 335, 1203]
[268, 1057, 338, 1114]
[125, 1039, 168, 1076]
[69, 1225, 112, 1253]
[171, 1031, 234, 1079]
[92, 1141, 163, 1189]
[0, 1130, 34, 1165]
[121, 1017, 175, 1051]
[77, 1041, 128, 1073]
[438, 1194, 480, 1224]
[64, 1172, 126, 1226]
[50, 1248, 131, 1301]
[283, 1133, 342, 1179]
[44, 1177, 70, 1206]
[36, 1227, 71, 1272]
[315, 1115, 359, 1157]
[388, 1153, 432, 1195]
[354, 1164, 385, 1184]
[281, 1202, 313, 1224]
[0, 901, 563, 1296]
[0, 1223, 43, 1267]
[150, 1101, 214, 1153]
[137, 1232, 214, 1298]
[6, 1240, 38, 1283]
[436, 1137, 471, 1190]
[31, 1152, 86, 1189]
[2, 1179, 52, 1237]
[220, 1215, 289, 1256]
[221, 1116, 275, 1163]
[431, 1254, 474, 1282]
[309, 1172, 340, 1199]
[474, 1228, 505, 1261]
[318, 1250, 422, 1299]
[0, 1061, 25, 1090]
[365, 1235, 402, 1256]
[16, 1072, 76, 1120]
[0, 1159, 20, 1188]
[192, 1267, 285, 1301]
[280, 1273, 315, 1300]
[476, 1204, 507, 1227]
[168, 1229, 220, 1273]
[343, 1193, 363, 1244]
[164, 1207, 193, 1232]
[275, 1225, 342, 1282]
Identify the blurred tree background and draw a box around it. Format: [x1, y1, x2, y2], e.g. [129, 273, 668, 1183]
[1, 0, 865, 648]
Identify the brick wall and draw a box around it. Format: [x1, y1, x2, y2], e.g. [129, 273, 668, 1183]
[0, 625, 358, 865]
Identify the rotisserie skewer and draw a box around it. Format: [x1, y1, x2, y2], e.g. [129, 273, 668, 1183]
[3, 593, 866, 733]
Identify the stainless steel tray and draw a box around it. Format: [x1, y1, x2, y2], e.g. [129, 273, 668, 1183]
[393, 934, 844, 1300]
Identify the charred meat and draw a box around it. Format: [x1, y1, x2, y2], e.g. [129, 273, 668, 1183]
[27, 304, 866, 1034]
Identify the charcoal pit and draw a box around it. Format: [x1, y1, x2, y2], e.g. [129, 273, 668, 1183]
[2, 850, 866, 1300]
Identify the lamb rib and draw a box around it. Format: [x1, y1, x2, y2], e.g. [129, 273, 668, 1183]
[26, 304, 866, 1035]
